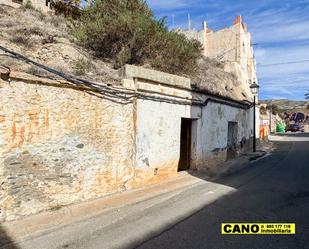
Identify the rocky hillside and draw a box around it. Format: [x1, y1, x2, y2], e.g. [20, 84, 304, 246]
[0, 4, 121, 83]
[261, 99, 309, 125]
[260, 99, 307, 111]
[0, 4, 247, 101]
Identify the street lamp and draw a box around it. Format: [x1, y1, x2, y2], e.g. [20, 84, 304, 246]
[250, 82, 260, 152]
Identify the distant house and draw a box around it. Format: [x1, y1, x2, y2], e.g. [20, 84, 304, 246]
[0, 0, 84, 15]
[0, 0, 52, 12]
[23, 0, 52, 12]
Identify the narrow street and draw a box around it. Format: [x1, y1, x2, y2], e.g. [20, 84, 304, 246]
[0, 1, 308, 249]
[137, 133, 309, 249]
[3, 133, 309, 249]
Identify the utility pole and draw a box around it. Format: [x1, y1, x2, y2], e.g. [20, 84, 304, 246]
[250, 83, 259, 153]
[172, 14, 175, 29]
[253, 95, 256, 152]
[269, 105, 272, 134]
[188, 13, 191, 30]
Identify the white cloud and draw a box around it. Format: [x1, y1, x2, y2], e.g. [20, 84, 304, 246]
[147, 0, 309, 100]
[147, 0, 189, 10]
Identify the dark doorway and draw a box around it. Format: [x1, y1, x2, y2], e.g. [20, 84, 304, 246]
[178, 118, 192, 171]
[227, 121, 238, 160]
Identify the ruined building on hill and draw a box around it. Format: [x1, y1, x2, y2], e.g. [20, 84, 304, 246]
[178, 15, 258, 100]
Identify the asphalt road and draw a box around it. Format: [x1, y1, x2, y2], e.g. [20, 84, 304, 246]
[3, 133, 309, 249]
[137, 133, 309, 249]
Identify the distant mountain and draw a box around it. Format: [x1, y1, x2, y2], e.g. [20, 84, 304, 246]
[260, 99, 307, 112]
[261, 99, 309, 125]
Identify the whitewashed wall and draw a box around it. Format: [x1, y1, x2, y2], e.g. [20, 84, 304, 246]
[135, 98, 253, 177]
[132, 99, 202, 185]
[196, 102, 252, 173]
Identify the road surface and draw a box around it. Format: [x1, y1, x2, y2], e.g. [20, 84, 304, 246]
[2, 133, 309, 249]
[137, 133, 309, 249]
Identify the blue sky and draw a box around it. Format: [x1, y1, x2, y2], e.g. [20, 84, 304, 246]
[147, 0, 309, 101]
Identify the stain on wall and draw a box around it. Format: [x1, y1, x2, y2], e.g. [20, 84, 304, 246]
[0, 78, 135, 221]
[0, 73, 254, 222]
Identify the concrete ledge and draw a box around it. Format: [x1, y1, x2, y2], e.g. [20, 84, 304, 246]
[122, 64, 191, 89]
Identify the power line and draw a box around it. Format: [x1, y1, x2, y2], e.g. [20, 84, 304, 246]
[258, 59, 309, 67]
[0, 45, 251, 109]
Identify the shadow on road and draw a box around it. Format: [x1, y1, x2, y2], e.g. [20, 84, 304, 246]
[0, 225, 19, 249]
[133, 134, 309, 249]
[1, 134, 308, 249]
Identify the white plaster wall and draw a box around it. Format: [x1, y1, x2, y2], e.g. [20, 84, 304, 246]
[248, 105, 261, 139]
[135, 99, 202, 171]
[135, 98, 253, 174]
[201, 102, 251, 152]
[192, 101, 253, 173]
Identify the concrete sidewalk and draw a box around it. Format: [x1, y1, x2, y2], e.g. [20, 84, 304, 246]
[269, 133, 309, 142]
[2, 174, 237, 249]
[0, 151, 268, 248]
[0, 172, 206, 244]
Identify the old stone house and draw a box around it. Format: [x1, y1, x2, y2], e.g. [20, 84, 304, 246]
[0, 60, 258, 221]
[178, 15, 258, 100]
[0, 5, 261, 221]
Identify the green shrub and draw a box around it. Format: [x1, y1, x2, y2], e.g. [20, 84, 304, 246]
[73, 0, 201, 74]
[267, 104, 281, 115]
[74, 57, 92, 75]
[52, 0, 82, 18]
[23, 1, 36, 11]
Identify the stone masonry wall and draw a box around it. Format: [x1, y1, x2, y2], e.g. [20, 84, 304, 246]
[0, 65, 254, 222]
[0, 76, 135, 221]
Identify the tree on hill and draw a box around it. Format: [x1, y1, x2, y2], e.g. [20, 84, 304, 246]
[267, 104, 281, 115]
[72, 0, 201, 74]
[306, 90, 309, 100]
[52, 0, 82, 17]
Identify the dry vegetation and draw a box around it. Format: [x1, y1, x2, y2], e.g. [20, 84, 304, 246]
[73, 0, 201, 75]
[0, 2, 243, 100]
[0, 4, 120, 83]
[191, 58, 246, 100]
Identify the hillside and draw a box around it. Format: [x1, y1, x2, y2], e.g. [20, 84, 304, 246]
[0, 4, 121, 83]
[260, 99, 308, 112]
[0, 4, 249, 101]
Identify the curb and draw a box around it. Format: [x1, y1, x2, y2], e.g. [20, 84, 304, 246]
[0, 172, 204, 243]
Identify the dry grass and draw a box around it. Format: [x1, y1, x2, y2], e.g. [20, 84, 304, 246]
[191, 57, 245, 100]
[0, 4, 121, 83]
[0, 5, 71, 49]
[0, 4, 242, 94]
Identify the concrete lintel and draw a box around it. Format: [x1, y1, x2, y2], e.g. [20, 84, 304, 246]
[122, 64, 191, 90]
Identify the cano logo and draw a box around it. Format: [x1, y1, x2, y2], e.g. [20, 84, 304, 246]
[222, 223, 296, 235]
[222, 224, 259, 234]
